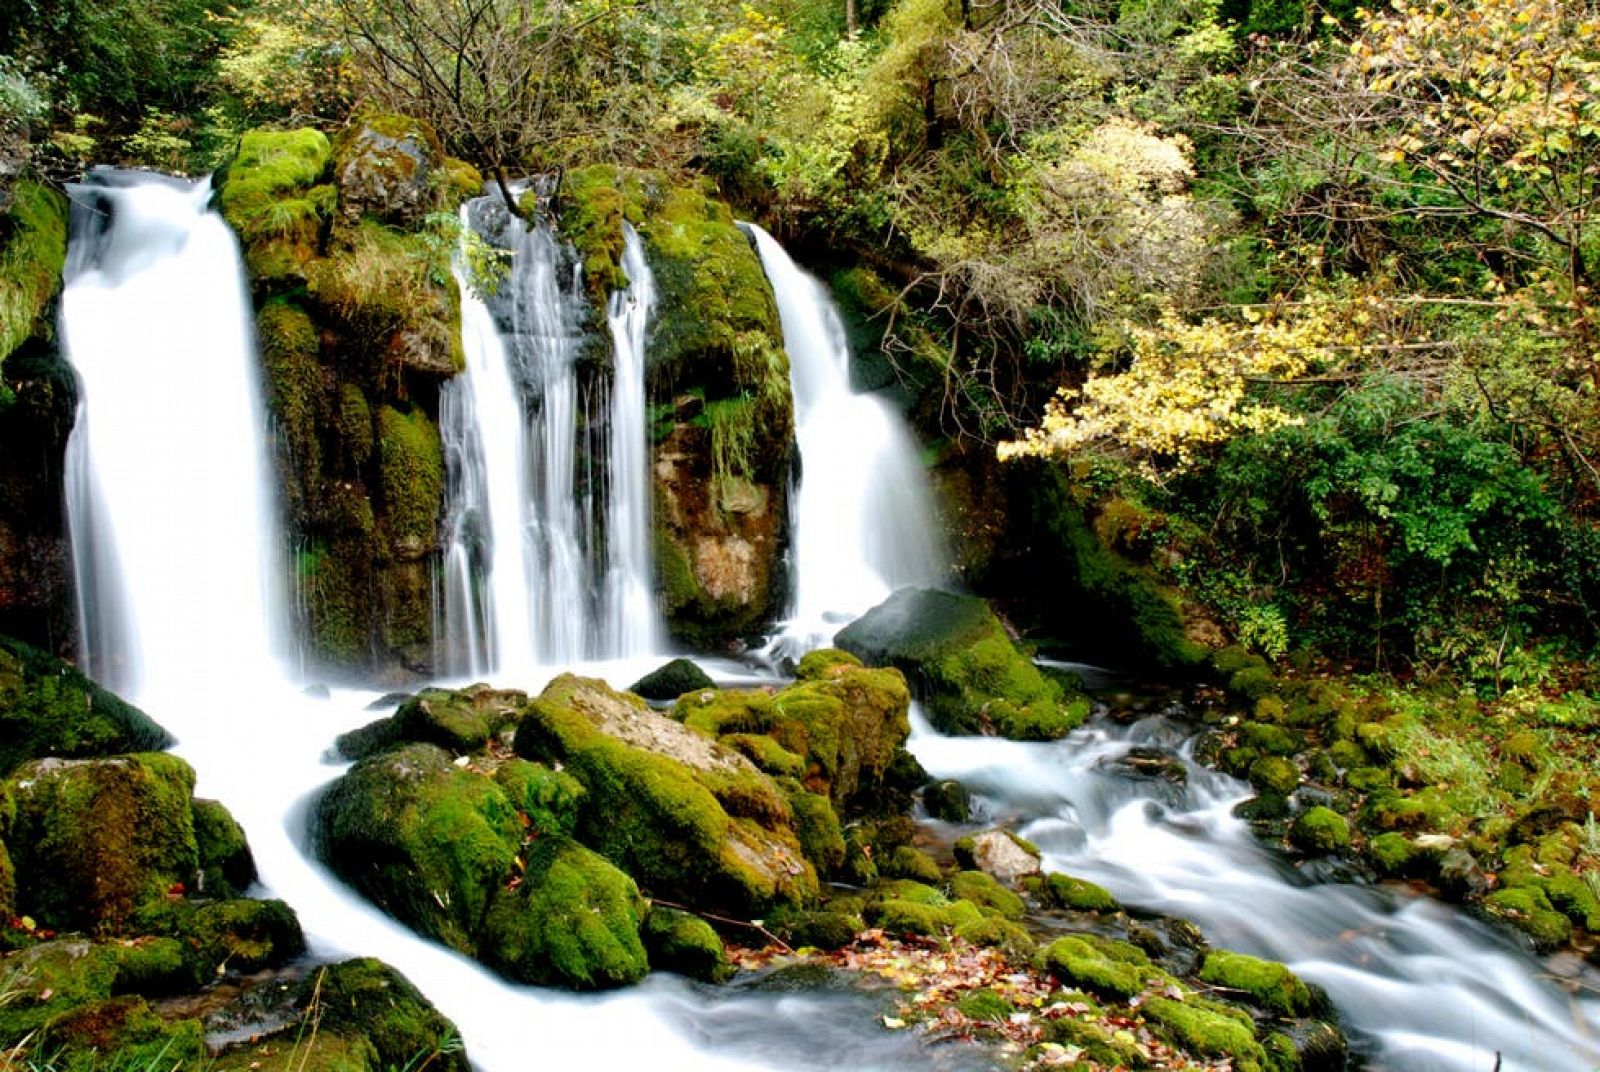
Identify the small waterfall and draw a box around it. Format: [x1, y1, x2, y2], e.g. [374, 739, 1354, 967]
[62, 173, 284, 699]
[439, 195, 659, 678]
[746, 226, 946, 655]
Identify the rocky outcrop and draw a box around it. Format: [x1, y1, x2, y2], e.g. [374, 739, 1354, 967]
[0, 182, 73, 653]
[218, 118, 478, 678]
[836, 587, 1091, 739]
[558, 167, 794, 647]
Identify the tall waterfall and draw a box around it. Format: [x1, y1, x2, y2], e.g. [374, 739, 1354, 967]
[439, 197, 659, 679]
[63, 173, 285, 699]
[746, 226, 946, 655]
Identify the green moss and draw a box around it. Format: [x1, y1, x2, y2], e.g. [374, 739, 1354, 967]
[374, 403, 443, 556]
[725, 733, 807, 778]
[642, 906, 732, 983]
[0, 636, 172, 778]
[948, 870, 1025, 920]
[482, 834, 648, 989]
[255, 300, 324, 525]
[1043, 936, 1147, 1000]
[1199, 950, 1313, 1017]
[3, 753, 197, 934]
[956, 988, 1014, 1022]
[882, 844, 943, 883]
[923, 778, 971, 822]
[782, 781, 846, 874]
[557, 165, 630, 297]
[516, 675, 817, 916]
[218, 128, 334, 285]
[1143, 996, 1266, 1071]
[1360, 787, 1456, 833]
[1243, 722, 1302, 757]
[0, 181, 68, 369]
[393, 685, 523, 756]
[1041, 871, 1120, 912]
[338, 383, 375, 469]
[1288, 807, 1350, 854]
[494, 759, 584, 838]
[1346, 765, 1392, 791]
[772, 908, 863, 950]
[630, 658, 715, 701]
[1484, 886, 1574, 950]
[835, 588, 1085, 741]
[1248, 756, 1301, 797]
[796, 649, 864, 680]
[0, 936, 197, 1045]
[37, 995, 207, 1066]
[133, 897, 306, 979]
[192, 798, 256, 897]
[306, 958, 470, 1072]
[870, 896, 984, 936]
[1326, 740, 1367, 770]
[1367, 831, 1418, 876]
[0, 835, 13, 921]
[953, 915, 1035, 955]
[1042, 1014, 1149, 1067]
[313, 742, 521, 954]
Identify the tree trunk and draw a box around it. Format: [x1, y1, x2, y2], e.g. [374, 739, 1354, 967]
[495, 166, 525, 219]
[845, 0, 857, 34]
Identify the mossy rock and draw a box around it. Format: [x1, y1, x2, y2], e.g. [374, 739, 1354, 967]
[193, 798, 257, 897]
[1143, 996, 1268, 1071]
[304, 958, 471, 1072]
[630, 658, 716, 701]
[1484, 885, 1574, 951]
[0, 635, 172, 777]
[482, 834, 648, 989]
[835, 588, 1087, 740]
[953, 914, 1035, 955]
[923, 778, 971, 822]
[515, 674, 817, 916]
[1367, 831, 1418, 876]
[0, 936, 195, 1044]
[1042, 935, 1147, 1000]
[0, 836, 13, 921]
[493, 759, 584, 839]
[770, 907, 863, 950]
[217, 128, 334, 287]
[948, 870, 1025, 920]
[374, 403, 444, 559]
[32, 995, 207, 1067]
[953, 829, 1041, 882]
[331, 112, 464, 230]
[881, 844, 943, 884]
[336, 714, 405, 761]
[134, 896, 306, 980]
[392, 684, 527, 755]
[1198, 950, 1314, 1017]
[1037, 871, 1120, 912]
[1247, 755, 1301, 797]
[3, 753, 197, 933]
[312, 742, 521, 954]
[1288, 806, 1350, 855]
[642, 906, 732, 983]
[0, 181, 68, 370]
[1042, 1013, 1149, 1067]
[869, 896, 984, 937]
[780, 780, 846, 874]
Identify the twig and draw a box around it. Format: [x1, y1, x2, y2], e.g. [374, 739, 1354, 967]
[649, 898, 795, 954]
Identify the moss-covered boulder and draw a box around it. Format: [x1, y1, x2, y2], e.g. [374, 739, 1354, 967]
[1143, 995, 1269, 1071]
[835, 588, 1089, 740]
[641, 905, 733, 983]
[630, 657, 716, 701]
[1043, 934, 1150, 1000]
[193, 797, 257, 897]
[299, 958, 471, 1072]
[0, 179, 67, 369]
[482, 835, 648, 989]
[674, 653, 912, 814]
[557, 167, 794, 646]
[1033, 871, 1120, 913]
[1198, 950, 1315, 1017]
[0, 634, 172, 776]
[390, 684, 527, 755]
[515, 674, 817, 916]
[954, 829, 1042, 882]
[2, 753, 197, 933]
[333, 113, 479, 232]
[313, 742, 522, 954]
[1289, 806, 1350, 855]
[218, 128, 335, 287]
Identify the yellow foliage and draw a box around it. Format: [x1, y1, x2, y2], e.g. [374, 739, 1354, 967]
[1000, 300, 1374, 473]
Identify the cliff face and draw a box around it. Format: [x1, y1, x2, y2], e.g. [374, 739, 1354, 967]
[0, 181, 73, 654]
[218, 117, 478, 679]
[558, 166, 795, 648]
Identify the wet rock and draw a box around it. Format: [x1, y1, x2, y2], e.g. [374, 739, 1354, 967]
[835, 588, 1090, 740]
[642, 906, 732, 983]
[923, 778, 971, 822]
[1198, 949, 1314, 1017]
[1435, 846, 1489, 901]
[393, 684, 526, 755]
[1288, 806, 1351, 855]
[1099, 745, 1188, 785]
[630, 657, 716, 701]
[1280, 1018, 1350, 1072]
[954, 830, 1041, 883]
[193, 798, 257, 897]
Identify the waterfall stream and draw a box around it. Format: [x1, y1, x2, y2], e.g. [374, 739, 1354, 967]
[745, 226, 947, 657]
[439, 195, 660, 679]
[53, 174, 1600, 1072]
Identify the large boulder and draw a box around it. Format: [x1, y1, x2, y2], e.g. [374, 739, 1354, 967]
[333, 113, 478, 233]
[836, 588, 1089, 739]
[313, 742, 522, 954]
[515, 674, 817, 915]
[481, 835, 649, 989]
[2, 753, 198, 933]
[0, 634, 172, 776]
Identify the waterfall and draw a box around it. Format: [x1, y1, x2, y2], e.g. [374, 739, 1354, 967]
[62, 172, 285, 699]
[439, 197, 660, 679]
[745, 226, 946, 655]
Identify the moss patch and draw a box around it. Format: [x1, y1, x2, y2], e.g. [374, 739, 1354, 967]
[0, 181, 68, 370]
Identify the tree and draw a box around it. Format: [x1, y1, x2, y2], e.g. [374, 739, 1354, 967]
[319, 0, 630, 213]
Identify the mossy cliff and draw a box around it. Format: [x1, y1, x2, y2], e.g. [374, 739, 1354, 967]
[0, 181, 75, 653]
[558, 166, 794, 647]
[218, 116, 478, 678]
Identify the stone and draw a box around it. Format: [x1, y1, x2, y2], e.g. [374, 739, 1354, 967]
[954, 830, 1041, 883]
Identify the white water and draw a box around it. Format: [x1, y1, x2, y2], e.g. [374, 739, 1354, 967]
[745, 227, 946, 657]
[440, 197, 660, 679]
[910, 706, 1600, 1072]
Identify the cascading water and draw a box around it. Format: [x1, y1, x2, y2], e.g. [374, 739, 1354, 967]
[746, 226, 946, 656]
[439, 195, 659, 679]
[910, 706, 1600, 1072]
[58, 171, 958, 1072]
